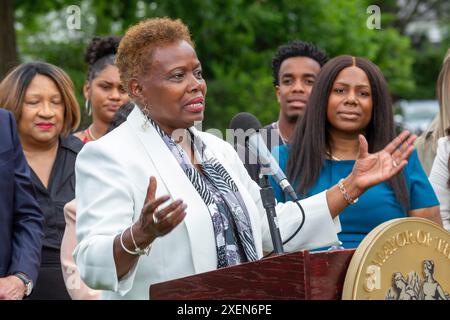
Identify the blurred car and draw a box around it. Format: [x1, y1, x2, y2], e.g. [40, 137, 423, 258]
[394, 100, 439, 135]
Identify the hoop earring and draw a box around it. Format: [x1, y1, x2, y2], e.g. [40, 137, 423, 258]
[141, 104, 150, 130]
[85, 100, 92, 116]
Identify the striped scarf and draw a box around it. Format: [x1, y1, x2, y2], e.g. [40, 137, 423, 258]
[150, 120, 258, 267]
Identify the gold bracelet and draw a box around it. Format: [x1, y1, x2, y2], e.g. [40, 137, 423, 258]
[337, 178, 359, 205]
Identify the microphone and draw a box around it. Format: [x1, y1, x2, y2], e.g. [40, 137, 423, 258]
[229, 112, 298, 201]
[229, 112, 306, 254]
[259, 175, 284, 253]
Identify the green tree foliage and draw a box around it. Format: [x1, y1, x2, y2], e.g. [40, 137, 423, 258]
[12, 0, 447, 131]
[374, 0, 450, 99]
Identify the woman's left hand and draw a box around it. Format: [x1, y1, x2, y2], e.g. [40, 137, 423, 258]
[350, 130, 417, 195]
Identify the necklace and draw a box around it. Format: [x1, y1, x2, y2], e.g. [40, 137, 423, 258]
[275, 121, 288, 145]
[87, 125, 99, 141]
[326, 151, 341, 161]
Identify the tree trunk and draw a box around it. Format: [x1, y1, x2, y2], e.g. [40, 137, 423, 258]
[0, 0, 18, 80]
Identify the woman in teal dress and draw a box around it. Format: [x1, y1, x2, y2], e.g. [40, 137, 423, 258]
[270, 55, 442, 248]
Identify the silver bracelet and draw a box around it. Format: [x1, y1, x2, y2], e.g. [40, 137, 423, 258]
[120, 227, 139, 256]
[130, 224, 151, 256]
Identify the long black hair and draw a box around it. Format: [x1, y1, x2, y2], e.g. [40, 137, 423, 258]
[286, 55, 409, 210]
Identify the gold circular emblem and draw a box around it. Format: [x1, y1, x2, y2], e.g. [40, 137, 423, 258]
[342, 218, 450, 300]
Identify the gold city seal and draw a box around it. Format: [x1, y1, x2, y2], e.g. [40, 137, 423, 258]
[342, 217, 450, 300]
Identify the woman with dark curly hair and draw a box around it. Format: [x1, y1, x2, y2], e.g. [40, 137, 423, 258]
[74, 18, 417, 299]
[74, 36, 129, 143]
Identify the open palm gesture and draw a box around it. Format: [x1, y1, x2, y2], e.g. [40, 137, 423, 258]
[352, 131, 417, 192]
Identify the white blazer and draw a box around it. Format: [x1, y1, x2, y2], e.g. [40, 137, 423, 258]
[429, 137, 450, 231]
[74, 106, 341, 300]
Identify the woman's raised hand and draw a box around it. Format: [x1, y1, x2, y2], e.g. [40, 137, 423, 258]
[135, 176, 187, 242]
[351, 130, 417, 193]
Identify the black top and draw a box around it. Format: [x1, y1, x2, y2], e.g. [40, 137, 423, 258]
[30, 135, 83, 250]
[236, 122, 284, 184]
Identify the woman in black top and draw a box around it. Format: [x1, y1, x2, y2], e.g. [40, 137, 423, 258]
[0, 62, 82, 299]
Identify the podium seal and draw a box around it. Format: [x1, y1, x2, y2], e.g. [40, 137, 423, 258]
[342, 217, 450, 300]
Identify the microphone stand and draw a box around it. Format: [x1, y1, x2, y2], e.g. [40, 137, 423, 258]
[259, 174, 284, 254]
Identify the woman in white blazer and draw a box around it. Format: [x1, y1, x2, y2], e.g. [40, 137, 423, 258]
[74, 18, 417, 300]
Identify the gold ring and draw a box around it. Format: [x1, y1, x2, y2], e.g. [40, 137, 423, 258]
[153, 214, 159, 224]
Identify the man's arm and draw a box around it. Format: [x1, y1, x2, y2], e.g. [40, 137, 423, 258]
[6, 112, 44, 291]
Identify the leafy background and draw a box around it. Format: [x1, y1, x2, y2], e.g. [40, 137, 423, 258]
[2, 0, 449, 131]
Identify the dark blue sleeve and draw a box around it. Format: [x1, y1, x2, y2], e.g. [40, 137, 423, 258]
[269, 145, 287, 203]
[7, 112, 44, 284]
[405, 150, 440, 210]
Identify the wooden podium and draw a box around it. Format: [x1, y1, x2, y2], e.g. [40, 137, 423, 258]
[150, 249, 355, 300]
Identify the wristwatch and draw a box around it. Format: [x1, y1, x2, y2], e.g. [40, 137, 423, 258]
[13, 272, 33, 296]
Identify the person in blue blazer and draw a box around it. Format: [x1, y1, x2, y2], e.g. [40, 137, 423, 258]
[0, 109, 44, 300]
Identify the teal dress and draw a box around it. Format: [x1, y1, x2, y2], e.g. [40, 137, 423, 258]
[269, 145, 439, 248]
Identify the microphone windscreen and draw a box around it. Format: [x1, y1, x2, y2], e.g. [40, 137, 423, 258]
[228, 112, 262, 131]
